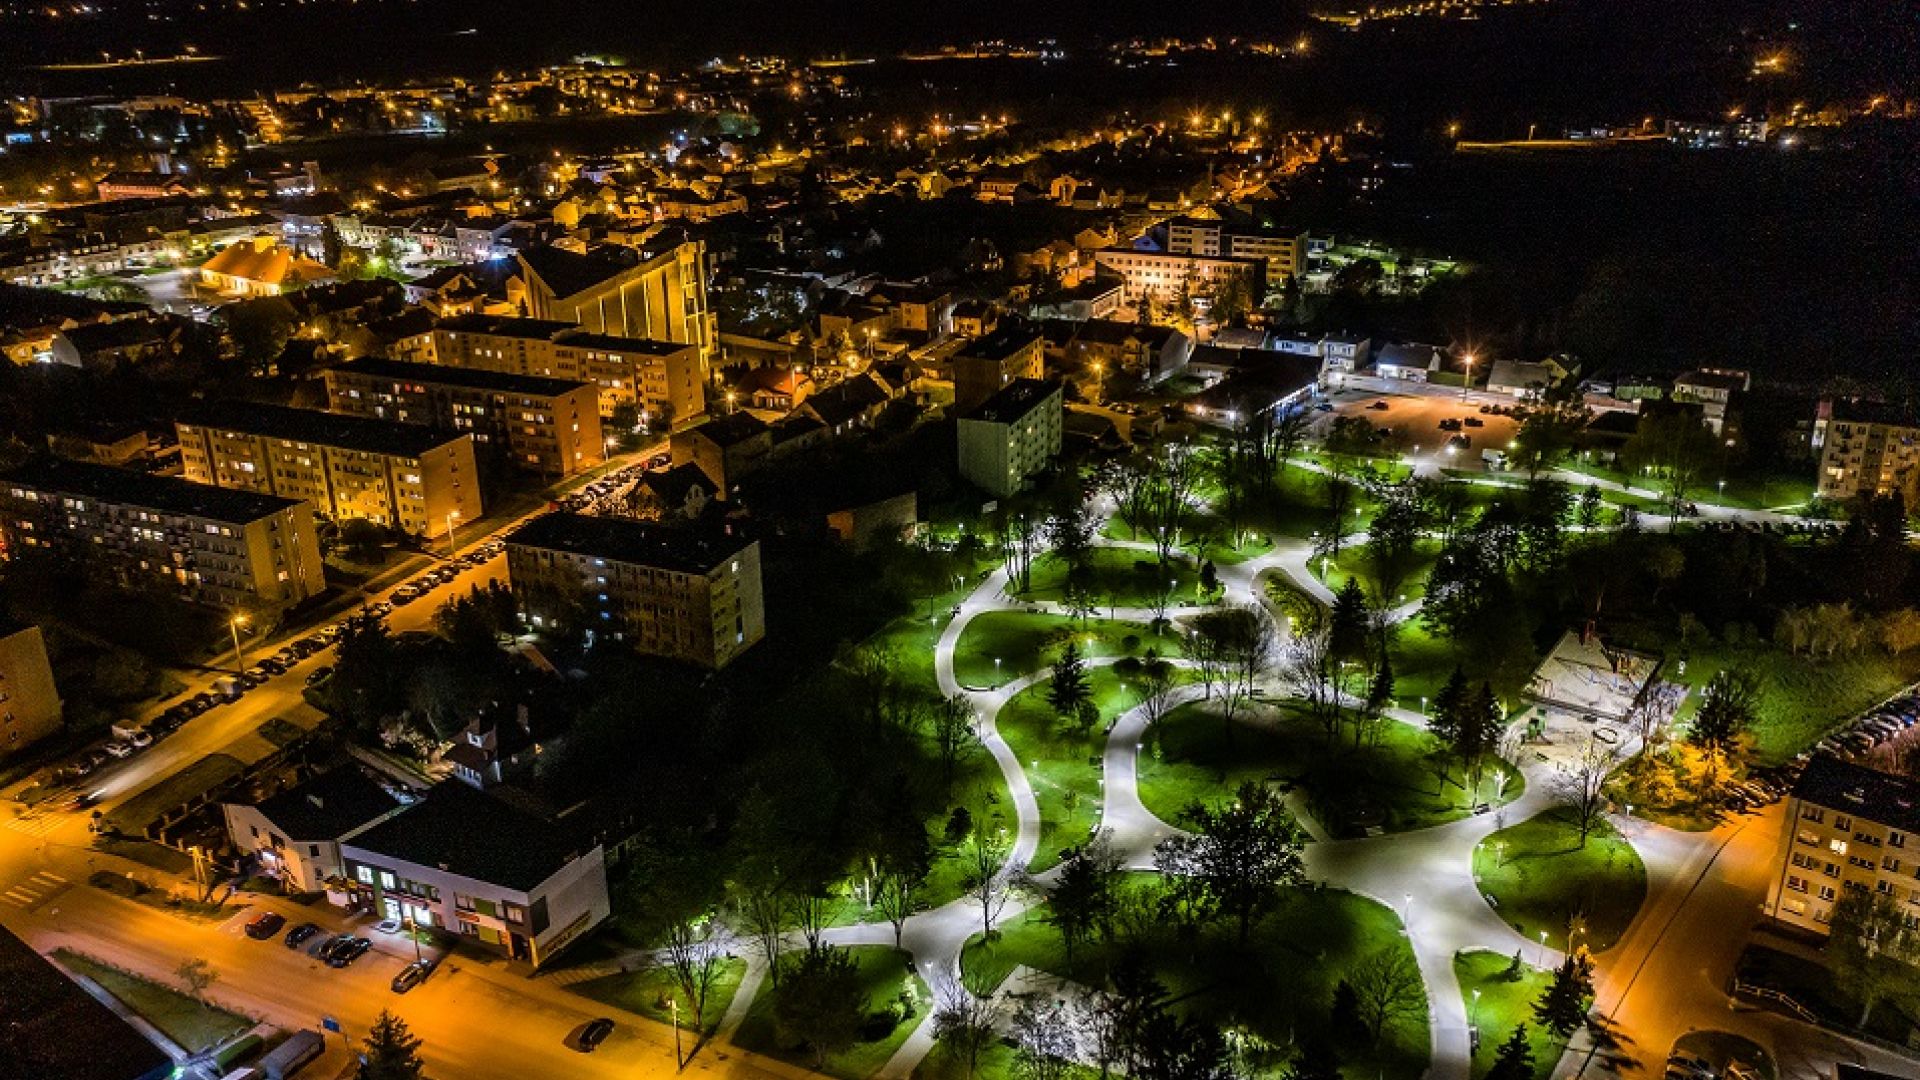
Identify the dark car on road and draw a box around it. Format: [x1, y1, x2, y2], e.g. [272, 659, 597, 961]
[284, 922, 322, 949]
[244, 912, 286, 939]
[391, 959, 433, 994]
[574, 1018, 615, 1052]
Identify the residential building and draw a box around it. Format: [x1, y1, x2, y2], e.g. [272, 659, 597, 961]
[1093, 249, 1265, 313]
[1165, 218, 1307, 282]
[0, 623, 60, 763]
[176, 401, 481, 539]
[431, 314, 707, 425]
[95, 170, 193, 201]
[1065, 320, 1192, 385]
[223, 767, 403, 895]
[1319, 333, 1373, 384]
[198, 235, 334, 297]
[1185, 355, 1323, 426]
[324, 357, 605, 478]
[340, 782, 610, 968]
[506, 512, 765, 669]
[0, 924, 173, 1080]
[1374, 342, 1447, 382]
[508, 236, 714, 361]
[1813, 398, 1920, 506]
[0, 458, 324, 608]
[1769, 754, 1920, 934]
[952, 325, 1046, 412]
[958, 379, 1063, 498]
[671, 413, 773, 495]
[1672, 368, 1748, 435]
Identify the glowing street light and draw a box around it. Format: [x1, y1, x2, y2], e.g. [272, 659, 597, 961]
[228, 613, 249, 673]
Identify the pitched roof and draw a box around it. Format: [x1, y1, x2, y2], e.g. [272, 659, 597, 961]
[202, 239, 333, 288]
[250, 766, 402, 841]
[342, 782, 593, 892]
[1793, 754, 1920, 835]
[685, 412, 770, 448]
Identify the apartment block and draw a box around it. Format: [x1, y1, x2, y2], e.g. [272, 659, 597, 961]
[1165, 218, 1307, 282]
[0, 623, 60, 763]
[0, 458, 324, 608]
[958, 379, 1064, 498]
[1770, 755, 1920, 934]
[324, 357, 605, 478]
[506, 512, 764, 669]
[432, 314, 707, 426]
[1093, 248, 1266, 312]
[1812, 398, 1920, 506]
[951, 325, 1046, 413]
[176, 401, 481, 539]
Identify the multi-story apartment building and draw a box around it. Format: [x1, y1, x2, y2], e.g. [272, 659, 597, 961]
[324, 357, 605, 478]
[1093, 248, 1266, 313]
[176, 401, 481, 540]
[340, 781, 610, 969]
[431, 314, 706, 426]
[958, 379, 1064, 498]
[508, 236, 715, 362]
[1165, 218, 1307, 283]
[0, 623, 60, 763]
[1812, 398, 1920, 506]
[951, 326, 1046, 413]
[1770, 754, 1920, 934]
[506, 512, 764, 669]
[0, 458, 324, 608]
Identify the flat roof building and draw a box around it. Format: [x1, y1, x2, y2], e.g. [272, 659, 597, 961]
[958, 378, 1064, 498]
[951, 325, 1046, 413]
[1770, 754, 1920, 935]
[433, 314, 707, 427]
[0, 622, 60, 764]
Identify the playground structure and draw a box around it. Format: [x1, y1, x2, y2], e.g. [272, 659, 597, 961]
[1525, 626, 1675, 726]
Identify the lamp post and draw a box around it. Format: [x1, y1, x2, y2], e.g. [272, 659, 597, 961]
[405, 909, 422, 964]
[1539, 929, 1549, 965]
[228, 614, 248, 673]
[445, 510, 461, 559]
[670, 996, 684, 1070]
[1470, 988, 1481, 1027]
[1461, 353, 1476, 400]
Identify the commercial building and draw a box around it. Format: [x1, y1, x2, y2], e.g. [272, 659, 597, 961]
[340, 782, 610, 968]
[1092, 249, 1265, 313]
[1812, 398, 1920, 506]
[1770, 754, 1920, 934]
[0, 458, 324, 608]
[0, 623, 60, 763]
[432, 314, 707, 425]
[958, 379, 1063, 497]
[1165, 218, 1307, 282]
[508, 236, 715, 361]
[223, 767, 404, 896]
[324, 357, 605, 478]
[198, 234, 334, 298]
[177, 401, 481, 539]
[507, 512, 764, 669]
[951, 325, 1046, 412]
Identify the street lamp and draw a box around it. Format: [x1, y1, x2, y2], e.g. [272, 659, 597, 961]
[445, 510, 461, 559]
[1539, 929, 1549, 965]
[1460, 353, 1476, 400]
[1470, 988, 1481, 1027]
[228, 614, 248, 673]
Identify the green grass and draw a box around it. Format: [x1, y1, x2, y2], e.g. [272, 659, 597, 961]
[1455, 950, 1557, 1080]
[1020, 547, 1203, 609]
[1472, 808, 1648, 953]
[732, 946, 929, 1080]
[1660, 641, 1920, 765]
[55, 950, 252, 1054]
[1106, 512, 1275, 566]
[570, 957, 748, 1033]
[997, 666, 1193, 871]
[952, 611, 1180, 689]
[1138, 700, 1522, 837]
[962, 877, 1429, 1080]
[1314, 539, 1442, 607]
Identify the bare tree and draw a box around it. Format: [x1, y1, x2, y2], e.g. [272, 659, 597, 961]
[1347, 947, 1426, 1044]
[1009, 994, 1080, 1080]
[1144, 443, 1199, 567]
[175, 958, 217, 1000]
[961, 824, 1013, 938]
[663, 915, 735, 1034]
[1558, 733, 1624, 846]
[1138, 658, 1180, 731]
[734, 891, 786, 985]
[1100, 454, 1155, 540]
[1278, 612, 1338, 741]
[932, 969, 1008, 1079]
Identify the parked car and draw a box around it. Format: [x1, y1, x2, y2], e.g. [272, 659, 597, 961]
[391, 960, 433, 994]
[125, 728, 153, 749]
[325, 936, 372, 968]
[284, 922, 322, 949]
[1367, 400, 1390, 411]
[575, 1018, 616, 1053]
[245, 912, 287, 940]
[102, 741, 133, 759]
[305, 666, 334, 687]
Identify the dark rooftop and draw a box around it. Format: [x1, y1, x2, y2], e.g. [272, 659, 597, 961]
[1, 457, 304, 525]
[180, 400, 465, 459]
[965, 378, 1061, 425]
[330, 356, 592, 399]
[557, 331, 692, 357]
[0, 924, 173, 1080]
[958, 324, 1042, 363]
[517, 244, 643, 301]
[249, 766, 402, 841]
[342, 781, 593, 893]
[508, 511, 753, 575]
[684, 412, 771, 448]
[437, 313, 578, 341]
[1793, 754, 1920, 835]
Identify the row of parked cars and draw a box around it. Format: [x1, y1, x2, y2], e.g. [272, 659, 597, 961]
[551, 456, 663, 516]
[389, 539, 506, 607]
[1816, 691, 1920, 760]
[245, 911, 435, 991]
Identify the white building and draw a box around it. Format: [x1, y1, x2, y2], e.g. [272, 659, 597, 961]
[958, 379, 1063, 498]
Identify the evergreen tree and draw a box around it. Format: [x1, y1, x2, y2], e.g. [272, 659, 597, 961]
[1328, 576, 1371, 664]
[1366, 649, 1396, 715]
[359, 1011, 425, 1080]
[1048, 641, 1092, 723]
[1284, 1034, 1343, 1080]
[1485, 1025, 1534, 1080]
[1329, 979, 1363, 1041]
[1531, 951, 1593, 1038]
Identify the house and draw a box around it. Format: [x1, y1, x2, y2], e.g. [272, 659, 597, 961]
[1374, 342, 1445, 382]
[340, 781, 610, 968]
[671, 412, 773, 495]
[445, 699, 563, 790]
[47, 318, 179, 370]
[733, 365, 815, 413]
[1318, 333, 1373, 383]
[1672, 368, 1749, 435]
[199, 235, 334, 297]
[223, 767, 403, 895]
[1486, 359, 1561, 399]
[826, 491, 919, 551]
[1066, 319, 1192, 385]
[958, 379, 1064, 498]
[801, 373, 893, 434]
[626, 462, 721, 522]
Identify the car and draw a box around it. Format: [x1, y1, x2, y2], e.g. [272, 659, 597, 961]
[125, 728, 153, 749]
[373, 916, 404, 935]
[245, 912, 287, 940]
[391, 959, 433, 994]
[325, 936, 372, 968]
[305, 666, 334, 687]
[66, 791, 101, 812]
[389, 591, 418, 608]
[1447, 434, 1472, 450]
[575, 1018, 616, 1053]
[1438, 418, 1463, 432]
[1464, 417, 1484, 427]
[103, 740, 134, 759]
[1367, 400, 1390, 411]
[1668, 1054, 1714, 1079]
[284, 922, 322, 949]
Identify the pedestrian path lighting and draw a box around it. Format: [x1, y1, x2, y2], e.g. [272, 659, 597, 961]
[1538, 929, 1549, 965]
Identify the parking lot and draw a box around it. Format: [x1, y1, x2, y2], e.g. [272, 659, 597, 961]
[1320, 386, 1524, 469]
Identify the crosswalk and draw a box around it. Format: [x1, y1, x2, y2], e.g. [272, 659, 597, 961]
[4, 810, 68, 838]
[1, 870, 70, 910]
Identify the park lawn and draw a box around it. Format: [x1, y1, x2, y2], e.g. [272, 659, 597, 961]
[1244, 462, 1368, 539]
[1137, 700, 1522, 838]
[1472, 808, 1647, 954]
[55, 950, 252, 1054]
[963, 877, 1429, 1080]
[913, 1038, 1017, 1080]
[731, 945, 929, 1080]
[953, 611, 1180, 688]
[998, 666, 1186, 872]
[1657, 639, 1920, 765]
[1021, 547, 1203, 609]
[571, 957, 747, 1034]
[1315, 539, 1442, 608]
[1389, 621, 1457, 706]
[1454, 950, 1558, 1080]
[1107, 512, 1277, 566]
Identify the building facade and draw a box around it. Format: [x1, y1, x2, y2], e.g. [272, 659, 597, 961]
[506, 513, 765, 669]
[176, 402, 481, 539]
[510, 237, 715, 362]
[958, 379, 1064, 498]
[1093, 249, 1265, 312]
[223, 767, 403, 896]
[1165, 219, 1307, 283]
[0, 624, 60, 763]
[324, 357, 605, 478]
[951, 326, 1046, 413]
[432, 314, 707, 426]
[0, 459, 324, 609]
[1770, 755, 1920, 934]
[1812, 398, 1920, 506]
